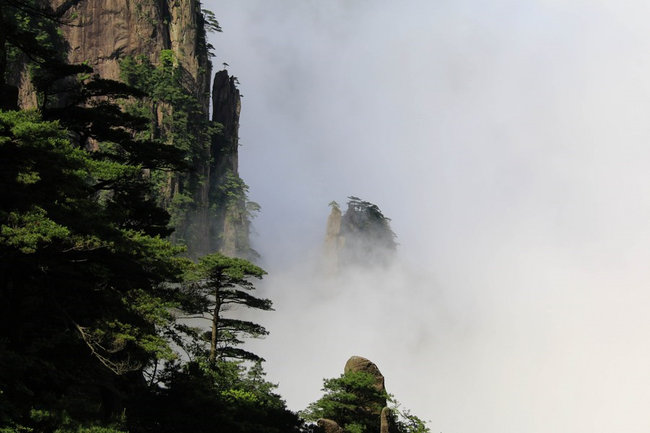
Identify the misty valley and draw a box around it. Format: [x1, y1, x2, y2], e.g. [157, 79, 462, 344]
[4, 1, 650, 433]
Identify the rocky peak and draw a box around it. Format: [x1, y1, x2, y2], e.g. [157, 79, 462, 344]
[318, 356, 397, 433]
[344, 355, 386, 394]
[323, 197, 397, 271]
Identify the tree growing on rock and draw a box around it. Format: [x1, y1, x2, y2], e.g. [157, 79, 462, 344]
[325, 197, 397, 271]
[302, 370, 388, 433]
[301, 357, 429, 433]
[341, 197, 397, 265]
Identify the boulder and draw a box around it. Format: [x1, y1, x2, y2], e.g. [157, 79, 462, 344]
[344, 356, 386, 393]
[318, 418, 344, 433]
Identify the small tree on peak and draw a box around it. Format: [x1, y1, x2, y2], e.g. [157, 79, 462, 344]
[340, 197, 397, 267]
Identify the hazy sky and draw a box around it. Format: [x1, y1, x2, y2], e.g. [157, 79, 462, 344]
[204, 1, 650, 432]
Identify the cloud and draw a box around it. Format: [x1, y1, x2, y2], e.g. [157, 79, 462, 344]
[205, 1, 650, 431]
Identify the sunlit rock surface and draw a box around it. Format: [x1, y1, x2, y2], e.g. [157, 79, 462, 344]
[11, 0, 251, 258]
[344, 355, 386, 395]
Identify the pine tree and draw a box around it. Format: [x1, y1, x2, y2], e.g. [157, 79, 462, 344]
[302, 370, 429, 433]
[302, 371, 387, 433]
[0, 109, 188, 430]
[180, 253, 271, 362]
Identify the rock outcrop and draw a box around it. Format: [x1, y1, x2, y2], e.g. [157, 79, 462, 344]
[323, 198, 397, 271]
[211, 70, 250, 258]
[318, 418, 345, 433]
[323, 203, 344, 273]
[319, 356, 397, 433]
[344, 356, 386, 394]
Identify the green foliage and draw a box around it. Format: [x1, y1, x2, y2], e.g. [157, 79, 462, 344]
[1, 207, 70, 253]
[120, 51, 213, 154]
[219, 171, 261, 216]
[0, 108, 185, 431]
[201, 8, 222, 33]
[389, 407, 430, 433]
[302, 371, 387, 433]
[1, 0, 91, 109]
[214, 170, 260, 258]
[198, 7, 221, 57]
[0, 4, 279, 433]
[119, 52, 222, 253]
[302, 370, 430, 433]
[128, 360, 304, 433]
[179, 253, 270, 362]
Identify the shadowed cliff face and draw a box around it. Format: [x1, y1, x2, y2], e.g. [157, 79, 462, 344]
[12, 0, 250, 258]
[211, 70, 254, 258]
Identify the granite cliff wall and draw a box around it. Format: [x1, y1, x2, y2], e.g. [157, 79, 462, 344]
[13, 0, 250, 258]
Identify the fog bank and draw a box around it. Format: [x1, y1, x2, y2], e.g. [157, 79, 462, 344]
[205, 1, 650, 431]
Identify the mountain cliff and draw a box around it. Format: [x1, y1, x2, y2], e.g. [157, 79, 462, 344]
[10, 0, 252, 259]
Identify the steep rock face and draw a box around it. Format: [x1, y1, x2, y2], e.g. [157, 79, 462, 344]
[210, 69, 254, 258]
[57, 0, 168, 82]
[167, 0, 212, 110]
[212, 70, 240, 174]
[15, 0, 249, 258]
[56, 0, 210, 109]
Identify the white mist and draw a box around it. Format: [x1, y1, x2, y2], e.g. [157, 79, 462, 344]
[205, 1, 650, 431]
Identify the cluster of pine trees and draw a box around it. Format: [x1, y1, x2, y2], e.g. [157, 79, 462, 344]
[0, 1, 295, 431]
[0, 2, 429, 433]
